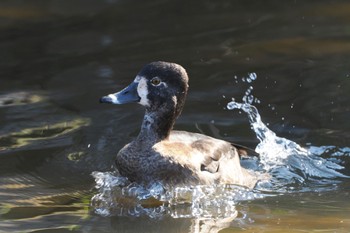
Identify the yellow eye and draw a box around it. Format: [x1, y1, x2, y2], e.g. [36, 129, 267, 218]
[151, 77, 161, 86]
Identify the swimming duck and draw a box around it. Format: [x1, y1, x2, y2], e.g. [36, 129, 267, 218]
[100, 61, 258, 188]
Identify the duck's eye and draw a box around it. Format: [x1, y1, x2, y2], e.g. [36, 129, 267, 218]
[150, 77, 161, 86]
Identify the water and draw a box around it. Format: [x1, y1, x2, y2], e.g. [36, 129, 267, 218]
[1, 0, 350, 232]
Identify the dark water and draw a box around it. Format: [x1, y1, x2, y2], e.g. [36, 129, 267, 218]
[1, 0, 350, 232]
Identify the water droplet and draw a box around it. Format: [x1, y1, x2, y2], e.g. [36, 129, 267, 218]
[248, 72, 257, 81]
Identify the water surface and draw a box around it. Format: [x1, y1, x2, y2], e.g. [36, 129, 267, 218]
[0, 1, 349, 232]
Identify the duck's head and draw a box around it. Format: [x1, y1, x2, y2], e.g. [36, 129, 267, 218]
[100, 61, 189, 118]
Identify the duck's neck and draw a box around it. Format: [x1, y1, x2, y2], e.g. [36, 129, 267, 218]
[138, 107, 177, 143]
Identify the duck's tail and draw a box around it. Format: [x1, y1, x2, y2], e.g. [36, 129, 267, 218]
[230, 142, 259, 158]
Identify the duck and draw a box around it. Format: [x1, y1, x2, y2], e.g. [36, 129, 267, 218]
[100, 61, 258, 189]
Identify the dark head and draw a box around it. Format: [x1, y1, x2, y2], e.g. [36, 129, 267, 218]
[100, 61, 189, 139]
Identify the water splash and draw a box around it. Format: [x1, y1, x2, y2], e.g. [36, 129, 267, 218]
[239, 73, 260, 105]
[227, 99, 347, 193]
[231, 72, 345, 176]
[91, 171, 264, 218]
[227, 101, 346, 178]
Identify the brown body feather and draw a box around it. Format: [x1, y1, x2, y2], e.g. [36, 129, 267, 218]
[116, 130, 258, 188]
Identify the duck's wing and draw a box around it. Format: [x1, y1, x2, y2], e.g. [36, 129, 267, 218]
[168, 131, 239, 174]
[159, 131, 258, 187]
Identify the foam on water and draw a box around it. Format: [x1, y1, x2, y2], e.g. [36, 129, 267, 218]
[91, 171, 264, 218]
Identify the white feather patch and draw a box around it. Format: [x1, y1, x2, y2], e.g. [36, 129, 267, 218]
[137, 77, 150, 106]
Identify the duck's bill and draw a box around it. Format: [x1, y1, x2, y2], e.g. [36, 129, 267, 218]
[100, 82, 140, 104]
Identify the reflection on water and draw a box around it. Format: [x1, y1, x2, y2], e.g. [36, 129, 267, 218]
[1, 0, 350, 232]
[0, 117, 90, 152]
